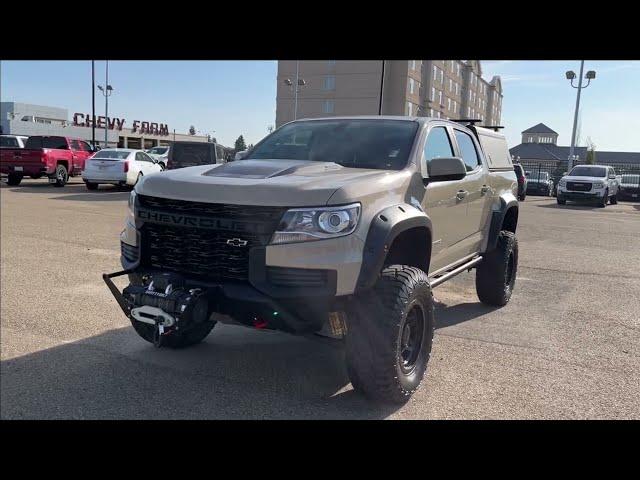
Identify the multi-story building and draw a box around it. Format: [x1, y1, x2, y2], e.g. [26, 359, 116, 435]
[275, 60, 503, 127]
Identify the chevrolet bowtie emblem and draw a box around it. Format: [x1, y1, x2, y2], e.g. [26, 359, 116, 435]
[227, 238, 248, 247]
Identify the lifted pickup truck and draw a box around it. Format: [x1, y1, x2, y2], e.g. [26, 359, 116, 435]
[0, 135, 94, 187]
[104, 116, 519, 404]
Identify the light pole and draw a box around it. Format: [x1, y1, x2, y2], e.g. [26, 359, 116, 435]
[97, 60, 114, 148]
[91, 60, 96, 148]
[565, 61, 596, 171]
[379, 60, 386, 115]
[284, 61, 306, 120]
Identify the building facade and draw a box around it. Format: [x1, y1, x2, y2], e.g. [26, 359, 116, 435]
[0, 102, 208, 149]
[275, 60, 503, 127]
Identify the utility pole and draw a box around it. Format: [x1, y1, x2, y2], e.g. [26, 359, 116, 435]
[91, 60, 96, 147]
[566, 61, 596, 171]
[97, 60, 114, 148]
[294, 60, 299, 120]
[378, 60, 386, 115]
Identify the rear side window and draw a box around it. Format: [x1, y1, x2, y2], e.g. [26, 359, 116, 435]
[0, 137, 19, 148]
[423, 127, 454, 162]
[454, 130, 480, 172]
[26, 136, 68, 150]
[169, 143, 215, 169]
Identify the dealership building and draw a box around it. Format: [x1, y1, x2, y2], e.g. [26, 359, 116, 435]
[0, 102, 209, 149]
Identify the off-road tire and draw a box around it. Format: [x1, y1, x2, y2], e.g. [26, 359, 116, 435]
[476, 230, 518, 306]
[53, 164, 68, 187]
[85, 181, 99, 190]
[610, 194, 618, 205]
[557, 196, 566, 205]
[7, 173, 22, 186]
[345, 265, 435, 404]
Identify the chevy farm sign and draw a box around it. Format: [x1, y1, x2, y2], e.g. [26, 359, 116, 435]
[73, 113, 169, 136]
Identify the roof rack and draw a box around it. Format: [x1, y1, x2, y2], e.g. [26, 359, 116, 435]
[452, 119, 483, 125]
[480, 125, 505, 132]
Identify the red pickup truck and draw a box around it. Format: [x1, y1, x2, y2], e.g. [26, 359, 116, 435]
[0, 136, 94, 187]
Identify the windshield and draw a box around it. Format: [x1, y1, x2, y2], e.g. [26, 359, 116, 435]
[147, 147, 168, 155]
[92, 150, 131, 160]
[529, 172, 549, 180]
[569, 166, 606, 177]
[245, 119, 419, 170]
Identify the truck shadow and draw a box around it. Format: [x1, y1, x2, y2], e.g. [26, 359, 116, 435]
[1, 298, 494, 420]
[3, 180, 131, 202]
[536, 202, 603, 211]
[0, 325, 399, 420]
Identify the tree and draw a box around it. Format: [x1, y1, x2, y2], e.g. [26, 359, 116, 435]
[247, 144, 254, 150]
[267, 125, 274, 134]
[234, 135, 247, 152]
[211, 137, 217, 144]
[189, 125, 196, 135]
[585, 136, 597, 165]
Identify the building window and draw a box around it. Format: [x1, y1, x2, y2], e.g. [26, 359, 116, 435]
[447, 98, 451, 111]
[406, 102, 414, 116]
[456, 63, 461, 77]
[409, 78, 415, 95]
[410, 60, 416, 71]
[323, 75, 336, 90]
[322, 100, 334, 114]
[433, 65, 437, 80]
[439, 69, 444, 83]
[438, 90, 443, 105]
[431, 87, 436, 101]
[468, 106, 471, 117]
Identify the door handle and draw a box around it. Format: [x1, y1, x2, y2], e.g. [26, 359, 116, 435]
[481, 185, 491, 195]
[456, 190, 468, 201]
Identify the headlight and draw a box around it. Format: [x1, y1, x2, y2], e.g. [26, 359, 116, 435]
[270, 203, 361, 245]
[558, 179, 567, 187]
[592, 182, 604, 188]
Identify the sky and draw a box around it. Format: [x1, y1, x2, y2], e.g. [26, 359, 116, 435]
[1, 60, 639, 151]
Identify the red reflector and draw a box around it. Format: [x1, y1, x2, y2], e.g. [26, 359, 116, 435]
[124, 161, 129, 173]
[252, 317, 268, 329]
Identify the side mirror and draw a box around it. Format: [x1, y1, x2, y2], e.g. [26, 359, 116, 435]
[426, 157, 467, 182]
[235, 150, 248, 161]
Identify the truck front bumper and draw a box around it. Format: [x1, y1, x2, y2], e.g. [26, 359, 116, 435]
[557, 189, 606, 201]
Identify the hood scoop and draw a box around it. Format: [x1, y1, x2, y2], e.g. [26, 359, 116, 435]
[202, 159, 342, 179]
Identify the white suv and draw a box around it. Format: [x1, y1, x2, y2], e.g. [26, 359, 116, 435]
[557, 165, 619, 207]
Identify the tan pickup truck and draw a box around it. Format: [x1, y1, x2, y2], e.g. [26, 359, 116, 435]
[104, 116, 520, 404]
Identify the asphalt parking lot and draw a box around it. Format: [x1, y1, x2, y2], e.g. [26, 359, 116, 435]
[1, 178, 639, 419]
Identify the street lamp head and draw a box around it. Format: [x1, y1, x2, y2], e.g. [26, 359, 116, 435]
[284, 78, 293, 86]
[97, 85, 104, 91]
[297, 79, 306, 86]
[106, 85, 113, 91]
[565, 71, 576, 80]
[585, 70, 596, 80]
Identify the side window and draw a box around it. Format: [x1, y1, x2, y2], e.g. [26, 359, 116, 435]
[135, 152, 146, 162]
[423, 126, 454, 164]
[80, 141, 91, 152]
[454, 130, 480, 172]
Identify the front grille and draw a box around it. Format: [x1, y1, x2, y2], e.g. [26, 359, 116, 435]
[267, 267, 329, 288]
[137, 195, 287, 282]
[567, 181, 592, 192]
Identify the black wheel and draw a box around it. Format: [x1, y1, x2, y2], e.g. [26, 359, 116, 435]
[85, 181, 99, 190]
[599, 190, 608, 208]
[610, 194, 618, 205]
[53, 164, 68, 187]
[476, 230, 518, 307]
[7, 173, 22, 186]
[557, 196, 566, 205]
[345, 265, 435, 404]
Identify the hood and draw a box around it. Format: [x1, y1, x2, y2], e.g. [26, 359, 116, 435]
[561, 175, 607, 183]
[136, 159, 394, 206]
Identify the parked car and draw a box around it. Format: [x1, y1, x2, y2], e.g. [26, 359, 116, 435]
[618, 174, 640, 201]
[165, 141, 227, 170]
[0, 134, 29, 149]
[557, 165, 619, 207]
[0, 136, 94, 187]
[82, 149, 163, 190]
[513, 164, 527, 201]
[104, 117, 520, 404]
[526, 171, 554, 196]
[145, 146, 169, 169]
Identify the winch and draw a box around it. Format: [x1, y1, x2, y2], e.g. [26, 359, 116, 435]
[122, 273, 210, 346]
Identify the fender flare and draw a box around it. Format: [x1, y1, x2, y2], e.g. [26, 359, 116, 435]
[356, 204, 432, 292]
[487, 193, 518, 251]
